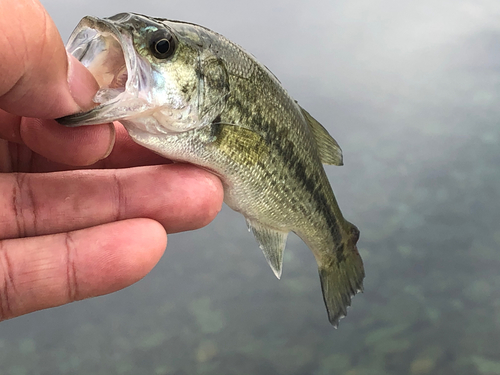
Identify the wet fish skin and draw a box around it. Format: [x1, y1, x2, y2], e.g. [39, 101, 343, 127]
[57, 13, 364, 326]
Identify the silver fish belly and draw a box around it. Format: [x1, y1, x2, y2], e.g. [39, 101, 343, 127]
[57, 12, 365, 327]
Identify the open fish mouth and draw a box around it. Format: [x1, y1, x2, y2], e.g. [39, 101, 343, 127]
[58, 14, 153, 126]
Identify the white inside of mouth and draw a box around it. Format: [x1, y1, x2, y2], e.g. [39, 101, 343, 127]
[62, 23, 160, 125]
[75, 30, 128, 104]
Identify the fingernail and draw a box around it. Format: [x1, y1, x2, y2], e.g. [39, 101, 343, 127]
[101, 123, 116, 160]
[67, 53, 100, 111]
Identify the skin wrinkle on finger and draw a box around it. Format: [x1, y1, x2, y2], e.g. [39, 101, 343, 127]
[0, 241, 15, 320]
[64, 232, 78, 302]
[113, 171, 125, 222]
[6, 142, 36, 174]
[13, 173, 37, 238]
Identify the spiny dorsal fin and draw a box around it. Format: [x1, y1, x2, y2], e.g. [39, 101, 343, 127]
[300, 106, 343, 166]
[246, 219, 288, 279]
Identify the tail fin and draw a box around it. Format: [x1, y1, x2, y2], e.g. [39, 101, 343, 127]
[318, 227, 364, 327]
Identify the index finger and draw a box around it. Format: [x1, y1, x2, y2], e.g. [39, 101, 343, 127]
[0, 1, 117, 165]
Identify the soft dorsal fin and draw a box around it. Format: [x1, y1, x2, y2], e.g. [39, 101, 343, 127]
[300, 106, 343, 166]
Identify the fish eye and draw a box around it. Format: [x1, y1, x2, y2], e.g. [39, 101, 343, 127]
[149, 31, 176, 59]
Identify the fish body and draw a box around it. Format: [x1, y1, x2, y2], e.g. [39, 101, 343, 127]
[57, 13, 364, 326]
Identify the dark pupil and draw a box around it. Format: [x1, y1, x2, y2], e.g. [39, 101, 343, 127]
[155, 39, 170, 54]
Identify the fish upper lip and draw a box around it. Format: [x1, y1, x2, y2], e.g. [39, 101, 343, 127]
[57, 15, 152, 126]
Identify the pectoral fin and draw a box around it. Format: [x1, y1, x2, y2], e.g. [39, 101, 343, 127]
[246, 220, 288, 279]
[211, 123, 269, 166]
[300, 106, 343, 166]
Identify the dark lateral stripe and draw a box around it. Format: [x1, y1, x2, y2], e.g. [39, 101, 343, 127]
[225, 96, 342, 251]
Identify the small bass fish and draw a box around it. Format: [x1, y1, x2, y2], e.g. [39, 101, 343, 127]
[57, 13, 364, 326]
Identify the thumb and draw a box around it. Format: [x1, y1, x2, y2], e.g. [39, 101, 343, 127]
[0, 0, 98, 119]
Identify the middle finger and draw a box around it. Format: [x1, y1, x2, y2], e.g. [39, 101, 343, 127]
[0, 164, 223, 239]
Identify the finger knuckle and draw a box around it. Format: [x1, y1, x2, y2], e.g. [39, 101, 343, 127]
[64, 232, 79, 302]
[113, 172, 125, 222]
[12, 173, 38, 238]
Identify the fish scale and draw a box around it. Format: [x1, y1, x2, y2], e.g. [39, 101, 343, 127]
[57, 12, 365, 326]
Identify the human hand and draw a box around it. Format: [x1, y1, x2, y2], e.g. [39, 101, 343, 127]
[0, 1, 223, 320]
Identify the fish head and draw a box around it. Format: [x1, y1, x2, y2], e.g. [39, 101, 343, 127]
[57, 13, 229, 134]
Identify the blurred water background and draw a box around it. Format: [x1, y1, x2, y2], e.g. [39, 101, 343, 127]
[2, 1, 500, 374]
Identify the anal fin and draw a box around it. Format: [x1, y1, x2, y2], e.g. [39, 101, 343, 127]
[246, 220, 288, 279]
